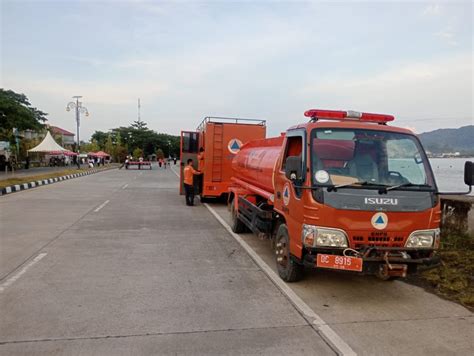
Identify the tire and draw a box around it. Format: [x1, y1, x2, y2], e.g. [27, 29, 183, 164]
[275, 224, 304, 282]
[230, 199, 247, 233]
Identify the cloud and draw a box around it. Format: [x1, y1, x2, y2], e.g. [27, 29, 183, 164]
[421, 4, 442, 17]
[298, 53, 473, 131]
[4, 77, 167, 106]
[435, 27, 458, 46]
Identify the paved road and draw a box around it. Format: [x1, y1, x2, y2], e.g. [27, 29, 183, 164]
[0, 167, 334, 355]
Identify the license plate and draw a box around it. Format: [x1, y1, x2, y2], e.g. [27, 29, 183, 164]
[316, 254, 363, 272]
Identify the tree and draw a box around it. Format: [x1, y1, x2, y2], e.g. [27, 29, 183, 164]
[0, 89, 48, 135]
[106, 121, 180, 158]
[82, 139, 100, 153]
[156, 148, 164, 160]
[132, 147, 143, 159]
[91, 131, 108, 149]
[131, 119, 147, 130]
[0, 89, 48, 157]
[104, 134, 114, 155]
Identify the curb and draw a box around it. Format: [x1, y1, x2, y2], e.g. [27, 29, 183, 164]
[0, 167, 117, 197]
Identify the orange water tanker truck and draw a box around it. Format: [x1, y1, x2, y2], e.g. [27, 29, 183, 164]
[180, 116, 266, 199]
[228, 109, 474, 282]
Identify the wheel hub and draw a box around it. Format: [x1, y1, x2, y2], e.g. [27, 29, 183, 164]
[276, 240, 288, 267]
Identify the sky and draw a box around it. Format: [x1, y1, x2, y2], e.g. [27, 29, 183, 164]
[1, 0, 473, 140]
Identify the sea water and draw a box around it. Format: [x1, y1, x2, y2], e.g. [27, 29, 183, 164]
[429, 157, 474, 194]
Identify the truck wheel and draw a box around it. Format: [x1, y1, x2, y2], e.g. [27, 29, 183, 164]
[275, 224, 303, 282]
[230, 199, 247, 233]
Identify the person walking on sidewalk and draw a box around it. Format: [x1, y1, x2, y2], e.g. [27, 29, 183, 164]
[183, 159, 201, 206]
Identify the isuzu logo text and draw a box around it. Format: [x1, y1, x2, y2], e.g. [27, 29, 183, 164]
[364, 197, 398, 205]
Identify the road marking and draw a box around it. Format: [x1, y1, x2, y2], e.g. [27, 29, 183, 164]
[0, 253, 47, 293]
[204, 204, 356, 356]
[170, 166, 179, 177]
[122, 184, 128, 189]
[94, 200, 110, 212]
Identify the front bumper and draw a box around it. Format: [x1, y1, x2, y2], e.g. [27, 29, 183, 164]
[301, 247, 440, 275]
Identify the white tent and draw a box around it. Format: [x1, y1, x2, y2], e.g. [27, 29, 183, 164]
[28, 131, 69, 153]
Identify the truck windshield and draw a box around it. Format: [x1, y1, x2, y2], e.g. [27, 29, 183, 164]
[310, 128, 435, 190]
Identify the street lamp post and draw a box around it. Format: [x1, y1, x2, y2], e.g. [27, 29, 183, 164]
[66, 96, 89, 154]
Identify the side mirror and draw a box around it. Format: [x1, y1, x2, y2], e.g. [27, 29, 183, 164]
[285, 156, 303, 181]
[464, 161, 474, 186]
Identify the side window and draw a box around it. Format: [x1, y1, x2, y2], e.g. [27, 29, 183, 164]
[386, 139, 427, 184]
[281, 134, 305, 198]
[281, 135, 303, 170]
[182, 132, 199, 153]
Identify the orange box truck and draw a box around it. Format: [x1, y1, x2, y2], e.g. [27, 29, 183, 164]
[228, 109, 473, 282]
[180, 116, 266, 199]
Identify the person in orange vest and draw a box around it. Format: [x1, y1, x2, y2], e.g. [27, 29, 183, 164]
[183, 158, 202, 206]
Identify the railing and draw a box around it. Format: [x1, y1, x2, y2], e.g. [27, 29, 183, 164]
[197, 116, 266, 131]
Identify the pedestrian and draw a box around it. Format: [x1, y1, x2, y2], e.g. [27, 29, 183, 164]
[183, 158, 201, 206]
[158, 158, 162, 168]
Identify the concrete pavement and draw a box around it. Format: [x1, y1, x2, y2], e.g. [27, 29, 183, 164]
[208, 202, 474, 356]
[0, 166, 334, 355]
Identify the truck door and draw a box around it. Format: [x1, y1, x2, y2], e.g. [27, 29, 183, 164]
[275, 130, 306, 258]
[179, 131, 200, 195]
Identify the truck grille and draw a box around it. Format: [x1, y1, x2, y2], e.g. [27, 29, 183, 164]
[352, 235, 404, 249]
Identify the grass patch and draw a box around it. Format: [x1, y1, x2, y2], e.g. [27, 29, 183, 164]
[0, 165, 117, 189]
[408, 232, 474, 310]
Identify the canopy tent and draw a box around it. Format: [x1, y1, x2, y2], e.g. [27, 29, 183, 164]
[28, 131, 70, 154]
[88, 151, 110, 158]
[48, 150, 78, 156]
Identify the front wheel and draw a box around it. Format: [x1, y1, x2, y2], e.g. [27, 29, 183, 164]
[275, 224, 303, 282]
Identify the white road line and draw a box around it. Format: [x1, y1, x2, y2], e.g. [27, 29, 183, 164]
[170, 166, 179, 177]
[204, 204, 356, 356]
[94, 200, 110, 212]
[171, 164, 354, 354]
[0, 253, 47, 293]
[122, 184, 128, 189]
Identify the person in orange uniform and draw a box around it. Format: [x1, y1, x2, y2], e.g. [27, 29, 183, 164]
[183, 158, 202, 206]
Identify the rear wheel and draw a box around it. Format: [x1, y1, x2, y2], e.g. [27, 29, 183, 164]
[275, 224, 303, 282]
[230, 199, 247, 233]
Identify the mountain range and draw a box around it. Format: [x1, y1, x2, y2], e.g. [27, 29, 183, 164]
[418, 125, 474, 154]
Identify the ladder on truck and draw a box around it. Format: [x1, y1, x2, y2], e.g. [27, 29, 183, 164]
[211, 123, 223, 182]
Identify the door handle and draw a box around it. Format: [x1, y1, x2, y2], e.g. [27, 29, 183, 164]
[276, 191, 281, 199]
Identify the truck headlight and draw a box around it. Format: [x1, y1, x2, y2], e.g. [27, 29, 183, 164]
[405, 229, 440, 249]
[302, 225, 348, 248]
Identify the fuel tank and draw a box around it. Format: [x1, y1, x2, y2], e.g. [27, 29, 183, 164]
[232, 136, 284, 194]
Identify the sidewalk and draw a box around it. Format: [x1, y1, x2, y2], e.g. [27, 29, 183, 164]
[0, 166, 88, 181]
